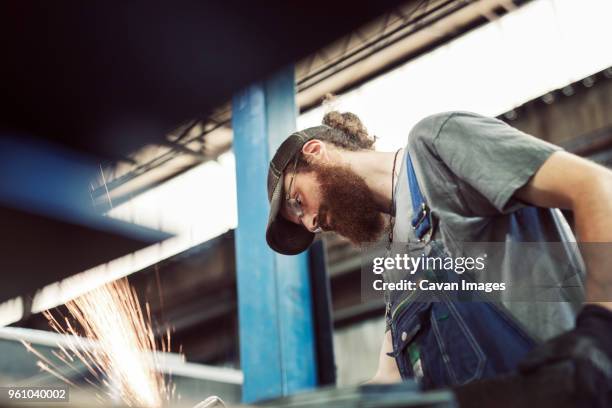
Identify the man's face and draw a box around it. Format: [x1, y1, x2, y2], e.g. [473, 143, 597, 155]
[280, 161, 385, 245]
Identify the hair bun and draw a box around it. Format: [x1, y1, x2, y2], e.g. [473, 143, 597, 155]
[322, 110, 375, 150]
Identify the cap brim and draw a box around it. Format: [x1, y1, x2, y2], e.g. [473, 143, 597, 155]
[266, 176, 314, 255]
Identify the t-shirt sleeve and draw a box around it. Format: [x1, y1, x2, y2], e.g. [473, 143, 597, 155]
[412, 111, 562, 214]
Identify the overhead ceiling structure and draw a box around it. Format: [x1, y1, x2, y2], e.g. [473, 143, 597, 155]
[1, 0, 420, 303]
[91, 0, 530, 209]
[91, 110, 233, 212]
[2, 1, 425, 158]
[502, 67, 612, 162]
[294, 0, 524, 109]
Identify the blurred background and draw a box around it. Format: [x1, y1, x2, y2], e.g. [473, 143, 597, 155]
[1, 0, 611, 406]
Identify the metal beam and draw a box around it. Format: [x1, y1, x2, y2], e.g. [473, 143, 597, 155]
[0, 136, 171, 305]
[501, 67, 612, 147]
[232, 68, 317, 403]
[296, 0, 530, 111]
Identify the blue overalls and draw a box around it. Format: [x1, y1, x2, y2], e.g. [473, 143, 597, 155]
[387, 152, 538, 389]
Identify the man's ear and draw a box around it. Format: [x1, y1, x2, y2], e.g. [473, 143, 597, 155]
[302, 139, 330, 163]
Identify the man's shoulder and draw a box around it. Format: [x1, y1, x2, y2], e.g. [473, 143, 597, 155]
[410, 111, 489, 135]
[407, 111, 461, 151]
[408, 111, 497, 150]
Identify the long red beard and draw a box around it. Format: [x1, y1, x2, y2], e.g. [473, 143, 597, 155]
[309, 162, 386, 245]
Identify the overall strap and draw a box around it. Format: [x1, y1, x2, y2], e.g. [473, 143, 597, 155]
[406, 151, 431, 240]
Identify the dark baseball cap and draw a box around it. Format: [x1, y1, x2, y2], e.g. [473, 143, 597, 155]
[266, 125, 330, 255]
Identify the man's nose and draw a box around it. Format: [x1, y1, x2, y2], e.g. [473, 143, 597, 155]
[302, 212, 319, 233]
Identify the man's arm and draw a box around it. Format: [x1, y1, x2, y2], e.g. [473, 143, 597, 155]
[367, 330, 402, 384]
[517, 151, 612, 406]
[515, 150, 612, 310]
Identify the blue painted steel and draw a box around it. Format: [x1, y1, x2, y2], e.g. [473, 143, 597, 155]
[0, 135, 171, 242]
[232, 67, 317, 403]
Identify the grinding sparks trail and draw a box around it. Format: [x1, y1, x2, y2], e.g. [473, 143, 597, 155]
[25, 278, 174, 407]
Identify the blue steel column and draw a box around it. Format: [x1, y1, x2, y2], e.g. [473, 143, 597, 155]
[232, 67, 317, 403]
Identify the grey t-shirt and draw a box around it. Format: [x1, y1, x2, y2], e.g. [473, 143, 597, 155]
[389, 111, 585, 341]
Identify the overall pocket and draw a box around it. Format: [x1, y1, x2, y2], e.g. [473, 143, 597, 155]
[390, 301, 431, 383]
[391, 299, 487, 389]
[428, 301, 487, 386]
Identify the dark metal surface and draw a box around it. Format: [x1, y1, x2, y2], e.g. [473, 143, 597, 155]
[453, 362, 587, 408]
[256, 383, 455, 408]
[253, 362, 592, 408]
[0, 136, 171, 304]
[0, 0, 407, 159]
[0, 205, 170, 304]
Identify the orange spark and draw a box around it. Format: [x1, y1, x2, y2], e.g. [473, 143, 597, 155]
[27, 278, 175, 407]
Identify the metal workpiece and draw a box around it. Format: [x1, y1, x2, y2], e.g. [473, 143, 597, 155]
[194, 396, 227, 408]
[248, 360, 597, 408]
[453, 361, 592, 408]
[254, 383, 454, 408]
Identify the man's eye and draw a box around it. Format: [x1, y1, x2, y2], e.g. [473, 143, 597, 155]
[296, 195, 302, 205]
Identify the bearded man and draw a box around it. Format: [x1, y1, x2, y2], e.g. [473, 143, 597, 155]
[264, 109, 612, 404]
